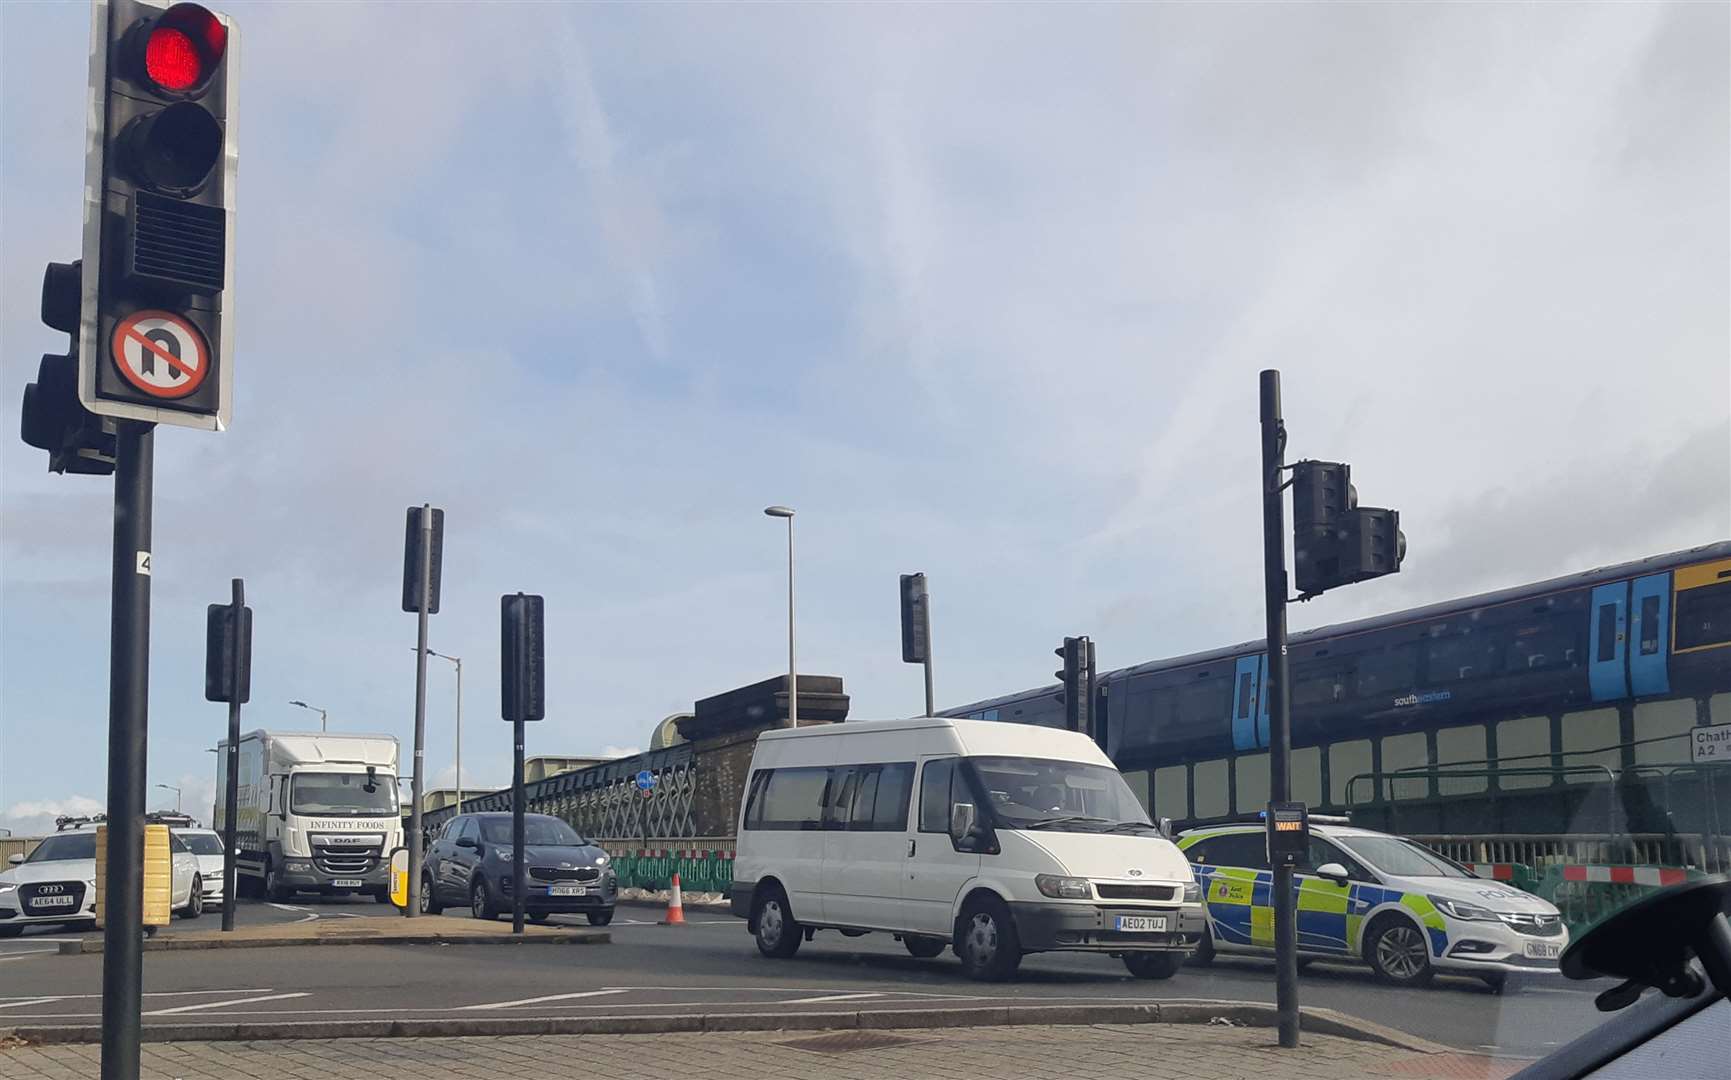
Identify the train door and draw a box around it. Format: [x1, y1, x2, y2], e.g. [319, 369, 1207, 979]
[1232, 656, 1261, 751]
[1628, 573, 1671, 696]
[1588, 582, 1628, 701]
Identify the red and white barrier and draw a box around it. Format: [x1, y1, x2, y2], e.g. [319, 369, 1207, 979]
[1560, 865, 1687, 887]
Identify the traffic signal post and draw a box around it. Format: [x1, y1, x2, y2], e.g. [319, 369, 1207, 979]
[402, 506, 445, 918]
[204, 578, 251, 933]
[1258, 369, 1407, 1050]
[899, 573, 934, 715]
[501, 594, 547, 936]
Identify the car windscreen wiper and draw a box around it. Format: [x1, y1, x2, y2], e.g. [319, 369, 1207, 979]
[1022, 815, 1109, 830]
[1102, 820, 1157, 833]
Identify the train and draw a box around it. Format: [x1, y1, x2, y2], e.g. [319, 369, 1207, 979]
[943, 542, 1731, 838]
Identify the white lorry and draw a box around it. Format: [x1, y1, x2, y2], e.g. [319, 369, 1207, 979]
[214, 730, 403, 903]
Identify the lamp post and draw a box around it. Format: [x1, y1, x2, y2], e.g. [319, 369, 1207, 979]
[763, 506, 797, 728]
[288, 700, 328, 732]
[154, 784, 180, 814]
[428, 650, 463, 811]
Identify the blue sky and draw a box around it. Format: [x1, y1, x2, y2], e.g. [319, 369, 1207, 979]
[3, 2, 1727, 835]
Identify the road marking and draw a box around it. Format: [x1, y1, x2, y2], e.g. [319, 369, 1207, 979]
[779, 992, 886, 1004]
[0, 988, 276, 1001]
[460, 989, 629, 1011]
[268, 903, 312, 912]
[0, 997, 64, 1009]
[0, 952, 57, 964]
[144, 992, 310, 1016]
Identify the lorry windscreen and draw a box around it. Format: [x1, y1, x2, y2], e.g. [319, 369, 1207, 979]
[290, 773, 399, 816]
[967, 756, 1151, 832]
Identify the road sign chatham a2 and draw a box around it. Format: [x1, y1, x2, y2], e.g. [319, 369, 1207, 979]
[110, 310, 209, 399]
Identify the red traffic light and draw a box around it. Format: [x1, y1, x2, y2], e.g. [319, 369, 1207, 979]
[140, 4, 227, 94]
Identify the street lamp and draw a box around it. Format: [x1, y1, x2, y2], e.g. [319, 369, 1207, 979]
[289, 700, 328, 732]
[763, 505, 797, 728]
[428, 649, 463, 811]
[155, 784, 181, 813]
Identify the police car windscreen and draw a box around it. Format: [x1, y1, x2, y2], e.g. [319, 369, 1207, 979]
[1336, 836, 1470, 878]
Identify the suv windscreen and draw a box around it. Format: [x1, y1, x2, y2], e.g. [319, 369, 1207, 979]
[289, 773, 398, 816]
[26, 833, 96, 862]
[967, 756, 1151, 831]
[479, 817, 583, 846]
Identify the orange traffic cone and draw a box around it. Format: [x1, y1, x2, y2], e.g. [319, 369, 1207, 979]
[659, 872, 686, 926]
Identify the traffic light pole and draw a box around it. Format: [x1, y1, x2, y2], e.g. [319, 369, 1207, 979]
[221, 578, 243, 933]
[102, 419, 152, 1080]
[1260, 369, 1299, 1049]
[406, 507, 432, 918]
[512, 718, 526, 935]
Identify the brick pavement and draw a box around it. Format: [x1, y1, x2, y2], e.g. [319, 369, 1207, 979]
[0, 1024, 1525, 1080]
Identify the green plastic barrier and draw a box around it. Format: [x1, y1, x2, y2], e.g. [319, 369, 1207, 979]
[604, 847, 735, 894]
[1533, 865, 1704, 939]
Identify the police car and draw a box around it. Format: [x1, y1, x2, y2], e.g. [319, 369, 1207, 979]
[1178, 819, 1567, 989]
[0, 815, 204, 937]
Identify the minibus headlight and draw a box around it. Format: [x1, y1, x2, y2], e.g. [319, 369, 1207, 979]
[1182, 882, 1200, 904]
[1035, 874, 1091, 899]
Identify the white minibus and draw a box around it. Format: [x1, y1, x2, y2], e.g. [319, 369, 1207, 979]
[730, 717, 1203, 980]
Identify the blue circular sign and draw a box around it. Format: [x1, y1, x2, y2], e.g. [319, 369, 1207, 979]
[635, 770, 656, 791]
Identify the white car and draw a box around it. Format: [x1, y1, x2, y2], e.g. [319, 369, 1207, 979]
[0, 824, 205, 937]
[171, 827, 229, 905]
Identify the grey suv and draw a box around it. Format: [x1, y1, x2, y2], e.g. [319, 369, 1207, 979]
[421, 812, 616, 925]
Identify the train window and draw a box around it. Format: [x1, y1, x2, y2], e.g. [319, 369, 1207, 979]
[1355, 641, 1420, 699]
[1292, 746, 1322, 807]
[1596, 604, 1620, 662]
[1496, 715, 1554, 789]
[1435, 724, 1488, 795]
[1714, 693, 1731, 725]
[1505, 622, 1581, 671]
[1381, 731, 1429, 800]
[1424, 630, 1498, 682]
[1192, 759, 1229, 818]
[1173, 673, 1234, 741]
[1561, 708, 1621, 784]
[1153, 764, 1188, 821]
[1638, 596, 1661, 655]
[1233, 753, 1269, 814]
[1328, 739, 1373, 806]
[1675, 581, 1731, 651]
[1632, 699, 1700, 765]
[1292, 659, 1351, 707]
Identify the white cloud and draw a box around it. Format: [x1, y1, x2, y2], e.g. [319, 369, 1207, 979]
[2, 795, 103, 838]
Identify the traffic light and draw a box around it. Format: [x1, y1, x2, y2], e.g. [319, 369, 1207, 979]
[20, 261, 117, 474]
[900, 573, 929, 664]
[80, 1, 238, 430]
[501, 593, 546, 723]
[1291, 460, 1405, 594]
[1053, 636, 1092, 735]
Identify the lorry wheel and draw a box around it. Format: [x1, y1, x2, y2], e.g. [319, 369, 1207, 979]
[419, 875, 443, 915]
[753, 887, 802, 958]
[372, 887, 392, 905]
[1123, 951, 1182, 980]
[265, 865, 291, 903]
[470, 878, 497, 920]
[903, 935, 947, 959]
[955, 895, 1023, 981]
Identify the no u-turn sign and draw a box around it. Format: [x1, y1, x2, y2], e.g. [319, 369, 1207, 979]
[111, 310, 209, 399]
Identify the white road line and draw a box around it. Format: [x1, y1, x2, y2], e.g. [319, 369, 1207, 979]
[144, 992, 310, 1016]
[0, 952, 57, 964]
[459, 989, 629, 1011]
[0, 997, 64, 1010]
[267, 903, 312, 913]
[779, 992, 887, 1005]
[0, 989, 276, 1001]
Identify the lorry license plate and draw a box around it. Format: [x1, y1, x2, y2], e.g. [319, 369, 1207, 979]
[332, 879, 363, 888]
[1524, 941, 1561, 960]
[29, 894, 76, 909]
[550, 885, 588, 897]
[1115, 915, 1167, 932]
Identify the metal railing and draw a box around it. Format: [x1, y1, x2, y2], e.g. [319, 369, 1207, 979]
[1412, 832, 1731, 875]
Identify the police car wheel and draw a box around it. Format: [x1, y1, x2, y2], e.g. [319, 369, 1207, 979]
[1367, 919, 1434, 986]
[1186, 924, 1216, 967]
[1123, 951, 1182, 980]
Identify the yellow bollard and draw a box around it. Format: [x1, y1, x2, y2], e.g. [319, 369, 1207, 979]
[389, 847, 411, 909]
[94, 824, 172, 928]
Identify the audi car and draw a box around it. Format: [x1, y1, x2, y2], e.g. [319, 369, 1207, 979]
[1, 821, 204, 936]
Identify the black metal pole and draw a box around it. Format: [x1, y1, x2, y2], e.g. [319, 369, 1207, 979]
[512, 718, 526, 934]
[1260, 369, 1299, 1049]
[406, 507, 431, 918]
[222, 578, 243, 932]
[101, 420, 152, 1080]
[921, 584, 935, 717]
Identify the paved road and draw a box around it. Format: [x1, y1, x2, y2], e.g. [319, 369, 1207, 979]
[0, 897, 1607, 1058]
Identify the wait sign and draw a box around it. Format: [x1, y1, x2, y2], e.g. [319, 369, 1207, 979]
[1689, 723, 1731, 765]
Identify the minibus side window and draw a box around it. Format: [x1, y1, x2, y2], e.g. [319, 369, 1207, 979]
[918, 759, 956, 833]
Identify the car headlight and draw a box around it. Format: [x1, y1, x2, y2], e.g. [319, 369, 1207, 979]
[1430, 895, 1499, 921]
[1182, 881, 1201, 904]
[0, 883, 16, 895]
[594, 855, 608, 866]
[1035, 874, 1091, 899]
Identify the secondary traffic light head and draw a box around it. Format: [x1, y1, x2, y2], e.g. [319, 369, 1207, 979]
[1291, 461, 1356, 528]
[80, 1, 238, 430]
[19, 262, 116, 475]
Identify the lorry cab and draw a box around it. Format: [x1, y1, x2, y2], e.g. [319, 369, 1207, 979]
[730, 717, 1204, 981]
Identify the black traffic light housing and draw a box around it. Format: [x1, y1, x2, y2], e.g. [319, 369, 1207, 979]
[1291, 460, 1406, 595]
[80, 1, 237, 430]
[1052, 636, 1095, 737]
[20, 261, 117, 475]
[501, 593, 546, 723]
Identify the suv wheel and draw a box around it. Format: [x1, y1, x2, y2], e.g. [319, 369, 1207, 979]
[1367, 918, 1435, 987]
[470, 877, 497, 920]
[753, 888, 801, 958]
[955, 895, 1022, 981]
[587, 909, 614, 927]
[420, 874, 443, 915]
